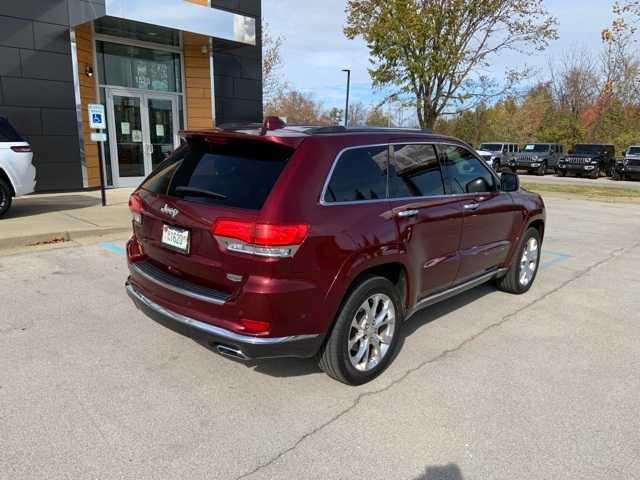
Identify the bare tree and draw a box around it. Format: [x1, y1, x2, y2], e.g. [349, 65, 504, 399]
[262, 22, 285, 103]
[549, 49, 600, 118]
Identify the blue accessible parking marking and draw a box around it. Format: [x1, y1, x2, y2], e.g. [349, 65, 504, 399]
[541, 250, 571, 270]
[100, 242, 125, 257]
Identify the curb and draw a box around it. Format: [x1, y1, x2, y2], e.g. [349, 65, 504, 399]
[0, 226, 131, 251]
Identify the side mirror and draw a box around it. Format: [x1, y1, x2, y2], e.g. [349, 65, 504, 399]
[500, 172, 519, 192]
[568, 150, 574, 154]
[466, 177, 490, 194]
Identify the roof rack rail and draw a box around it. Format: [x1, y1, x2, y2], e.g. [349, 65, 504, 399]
[308, 126, 433, 135]
[217, 122, 263, 130]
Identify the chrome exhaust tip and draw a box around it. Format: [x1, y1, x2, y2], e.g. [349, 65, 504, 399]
[216, 344, 250, 361]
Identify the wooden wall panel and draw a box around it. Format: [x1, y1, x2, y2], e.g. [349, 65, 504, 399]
[183, 32, 214, 129]
[75, 23, 101, 188]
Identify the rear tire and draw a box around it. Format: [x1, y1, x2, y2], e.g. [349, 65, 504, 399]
[318, 276, 403, 385]
[0, 179, 12, 218]
[497, 228, 541, 295]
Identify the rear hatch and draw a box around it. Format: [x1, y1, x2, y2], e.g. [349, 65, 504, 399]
[131, 134, 298, 298]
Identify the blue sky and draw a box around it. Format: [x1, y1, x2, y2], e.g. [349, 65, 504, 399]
[263, 1, 616, 113]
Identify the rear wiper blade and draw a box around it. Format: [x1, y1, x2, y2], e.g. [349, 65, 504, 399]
[175, 187, 228, 200]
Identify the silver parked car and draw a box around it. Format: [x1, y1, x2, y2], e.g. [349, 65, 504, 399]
[478, 142, 519, 171]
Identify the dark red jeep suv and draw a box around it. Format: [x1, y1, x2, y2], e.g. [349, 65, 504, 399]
[126, 121, 545, 385]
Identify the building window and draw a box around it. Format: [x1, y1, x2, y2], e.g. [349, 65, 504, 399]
[96, 41, 182, 93]
[94, 17, 180, 47]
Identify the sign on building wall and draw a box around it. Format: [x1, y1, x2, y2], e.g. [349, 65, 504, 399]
[88, 104, 106, 129]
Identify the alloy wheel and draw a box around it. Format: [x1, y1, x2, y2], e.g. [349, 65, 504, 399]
[519, 237, 539, 287]
[348, 293, 396, 372]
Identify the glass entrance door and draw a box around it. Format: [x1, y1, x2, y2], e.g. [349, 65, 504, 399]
[147, 96, 177, 170]
[106, 88, 180, 187]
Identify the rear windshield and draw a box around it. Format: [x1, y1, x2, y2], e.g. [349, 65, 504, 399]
[141, 138, 294, 210]
[0, 117, 25, 142]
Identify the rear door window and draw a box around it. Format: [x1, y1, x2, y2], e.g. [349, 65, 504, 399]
[389, 144, 445, 198]
[0, 117, 25, 142]
[140, 138, 293, 210]
[324, 146, 388, 203]
[437, 145, 497, 194]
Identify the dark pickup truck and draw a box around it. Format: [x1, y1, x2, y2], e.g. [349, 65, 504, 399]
[558, 144, 616, 179]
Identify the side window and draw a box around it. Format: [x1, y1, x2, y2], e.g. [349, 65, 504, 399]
[389, 144, 445, 198]
[437, 145, 497, 194]
[324, 146, 388, 203]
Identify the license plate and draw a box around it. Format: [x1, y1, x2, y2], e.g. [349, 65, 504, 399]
[161, 225, 190, 253]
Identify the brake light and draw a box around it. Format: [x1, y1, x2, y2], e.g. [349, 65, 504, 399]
[11, 146, 32, 153]
[129, 193, 144, 224]
[212, 219, 308, 258]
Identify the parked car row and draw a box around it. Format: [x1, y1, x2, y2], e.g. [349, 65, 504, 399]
[476, 141, 640, 180]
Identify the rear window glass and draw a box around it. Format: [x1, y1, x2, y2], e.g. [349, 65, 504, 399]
[324, 146, 388, 203]
[141, 138, 293, 210]
[0, 117, 25, 142]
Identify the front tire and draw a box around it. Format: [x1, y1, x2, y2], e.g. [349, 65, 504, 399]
[0, 179, 12, 218]
[497, 228, 541, 294]
[536, 162, 546, 176]
[557, 170, 566, 177]
[590, 166, 600, 179]
[318, 276, 403, 385]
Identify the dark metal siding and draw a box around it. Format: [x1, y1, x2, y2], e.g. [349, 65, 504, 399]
[211, 0, 263, 124]
[0, 0, 83, 191]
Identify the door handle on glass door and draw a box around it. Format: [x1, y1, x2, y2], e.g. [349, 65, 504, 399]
[464, 202, 480, 211]
[397, 209, 419, 218]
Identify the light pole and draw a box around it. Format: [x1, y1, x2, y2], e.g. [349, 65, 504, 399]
[342, 69, 351, 127]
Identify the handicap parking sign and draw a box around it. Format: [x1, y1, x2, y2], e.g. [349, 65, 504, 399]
[88, 104, 106, 129]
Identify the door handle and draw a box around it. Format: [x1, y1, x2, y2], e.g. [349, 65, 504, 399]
[464, 202, 480, 211]
[397, 209, 419, 218]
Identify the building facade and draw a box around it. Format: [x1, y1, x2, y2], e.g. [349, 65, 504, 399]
[0, 0, 262, 191]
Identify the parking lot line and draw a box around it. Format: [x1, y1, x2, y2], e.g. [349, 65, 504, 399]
[100, 241, 125, 257]
[541, 250, 571, 269]
[100, 241, 571, 272]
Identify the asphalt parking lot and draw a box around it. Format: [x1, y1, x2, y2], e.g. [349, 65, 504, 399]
[1, 196, 639, 480]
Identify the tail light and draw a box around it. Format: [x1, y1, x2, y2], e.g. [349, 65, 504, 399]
[11, 146, 32, 153]
[129, 193, 144, 224]
[212, 219, 308, 258]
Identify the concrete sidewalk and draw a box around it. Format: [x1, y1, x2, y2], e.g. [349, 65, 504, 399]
[0, 188, 134, 252]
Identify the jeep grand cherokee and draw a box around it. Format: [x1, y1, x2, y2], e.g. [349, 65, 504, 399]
[126, 119, 546, 385]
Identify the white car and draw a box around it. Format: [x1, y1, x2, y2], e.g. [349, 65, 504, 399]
[476, 149, 498, 169]
[0, 117, 36, 217]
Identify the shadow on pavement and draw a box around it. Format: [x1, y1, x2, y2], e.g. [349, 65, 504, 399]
[414, 463, 464, 480]
[7, 194, 101, 219]
[213, 285, 494, 380]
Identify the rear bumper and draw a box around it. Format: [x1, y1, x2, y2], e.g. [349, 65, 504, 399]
[126, 281, 324, 360]
[9, 164, 36, 197]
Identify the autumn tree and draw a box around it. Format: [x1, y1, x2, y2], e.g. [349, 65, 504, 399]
[345, 0, 558, 129]
[365, 106, 393, 126]
[264, 88, 329, 125]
